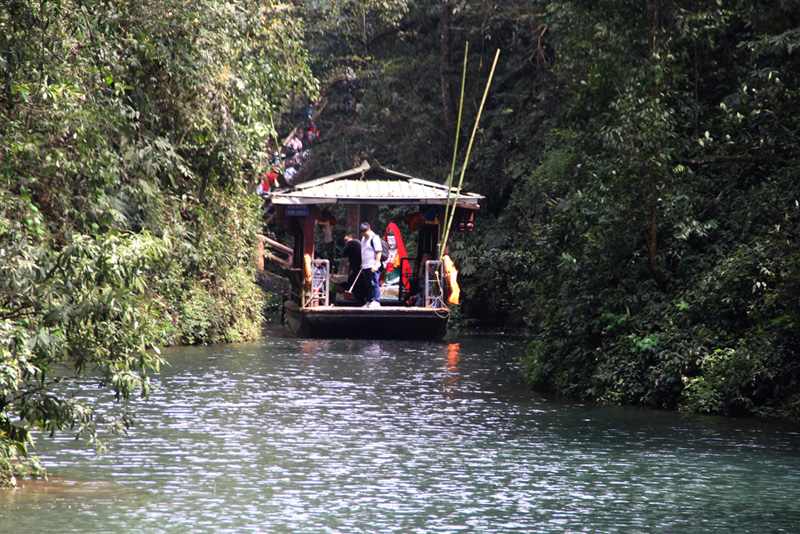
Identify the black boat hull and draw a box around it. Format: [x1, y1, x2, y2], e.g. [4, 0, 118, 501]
[284, 300, 449, 340]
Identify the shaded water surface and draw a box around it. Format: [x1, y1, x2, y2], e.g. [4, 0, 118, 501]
[2, 336, 799, 533]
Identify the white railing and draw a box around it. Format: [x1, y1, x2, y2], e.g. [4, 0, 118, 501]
[308, 259, 329, 307]
[423, 260, 445, 308]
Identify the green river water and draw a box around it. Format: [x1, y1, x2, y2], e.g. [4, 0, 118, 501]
[1, 334, 799, 533]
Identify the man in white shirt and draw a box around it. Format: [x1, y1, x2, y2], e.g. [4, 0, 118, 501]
[359, 222, 382, 308]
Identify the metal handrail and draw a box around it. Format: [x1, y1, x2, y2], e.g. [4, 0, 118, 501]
[423, 260, 445, 308]
[307, 259, 330, 307]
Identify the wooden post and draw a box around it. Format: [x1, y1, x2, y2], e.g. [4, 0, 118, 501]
[255, 238, 265, 271]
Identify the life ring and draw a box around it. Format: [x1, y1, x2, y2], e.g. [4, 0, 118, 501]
[303, 254, 312, 286]
[443, 255, 460, 305]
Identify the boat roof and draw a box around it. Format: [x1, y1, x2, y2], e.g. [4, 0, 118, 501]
[270, 161, 482, 208]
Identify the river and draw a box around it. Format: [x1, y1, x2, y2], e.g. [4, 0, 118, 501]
[2, 334, 799, 533]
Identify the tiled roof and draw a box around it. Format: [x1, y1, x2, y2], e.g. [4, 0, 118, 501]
[270, 161, 482, 208]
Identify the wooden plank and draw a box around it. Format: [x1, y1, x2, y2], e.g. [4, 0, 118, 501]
[258, 234, 293, 256]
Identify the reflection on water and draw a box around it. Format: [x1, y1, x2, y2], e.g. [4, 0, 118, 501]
[2, 336, 800, 534]
[443, 342, 461, 396]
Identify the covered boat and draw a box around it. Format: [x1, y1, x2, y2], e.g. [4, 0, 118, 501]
[265, 160, 482, 340]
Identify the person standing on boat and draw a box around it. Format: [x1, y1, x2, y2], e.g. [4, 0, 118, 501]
[359, 222, 382, 308]
[342, 234, 363, 304]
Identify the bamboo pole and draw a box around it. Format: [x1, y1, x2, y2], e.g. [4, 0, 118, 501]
[442, 42, 469, 244]
[440, 48, 500, 260]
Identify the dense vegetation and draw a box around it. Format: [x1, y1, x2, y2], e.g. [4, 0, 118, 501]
[505, 1, 800, 420]
[2, 0, 799, 485]
[472, 0, 800, 421]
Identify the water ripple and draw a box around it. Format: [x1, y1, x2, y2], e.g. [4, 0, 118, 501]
[4, 338, 800, 533]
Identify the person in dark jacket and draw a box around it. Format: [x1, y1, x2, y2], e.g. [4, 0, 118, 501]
[341, 234, 363, 303]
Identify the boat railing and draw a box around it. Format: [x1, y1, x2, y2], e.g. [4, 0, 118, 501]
[423, 260, 445, 308]
[307, 259, 329, 307]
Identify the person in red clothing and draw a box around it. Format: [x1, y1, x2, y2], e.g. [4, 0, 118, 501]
[260, 166, 279, 195]
[303, 122, 319, 146]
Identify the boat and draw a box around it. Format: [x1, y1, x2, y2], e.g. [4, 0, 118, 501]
[266, 160, 482, 340]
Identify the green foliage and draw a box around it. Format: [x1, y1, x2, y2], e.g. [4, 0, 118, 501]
[0, 0, 311, 347]
[498, 0, 800, 420]
[0, 230, 169, 485]
[297, 0, 458, 175]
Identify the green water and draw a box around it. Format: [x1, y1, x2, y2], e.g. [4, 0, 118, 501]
[2, 336, 799, 533]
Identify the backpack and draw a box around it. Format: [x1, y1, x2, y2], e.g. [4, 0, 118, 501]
[372, 235, 390, 271]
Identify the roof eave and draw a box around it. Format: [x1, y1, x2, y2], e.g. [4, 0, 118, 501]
[271, 196, 481, 207]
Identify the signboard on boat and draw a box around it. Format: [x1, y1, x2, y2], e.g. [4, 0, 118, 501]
[285, 206, 309, 217]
